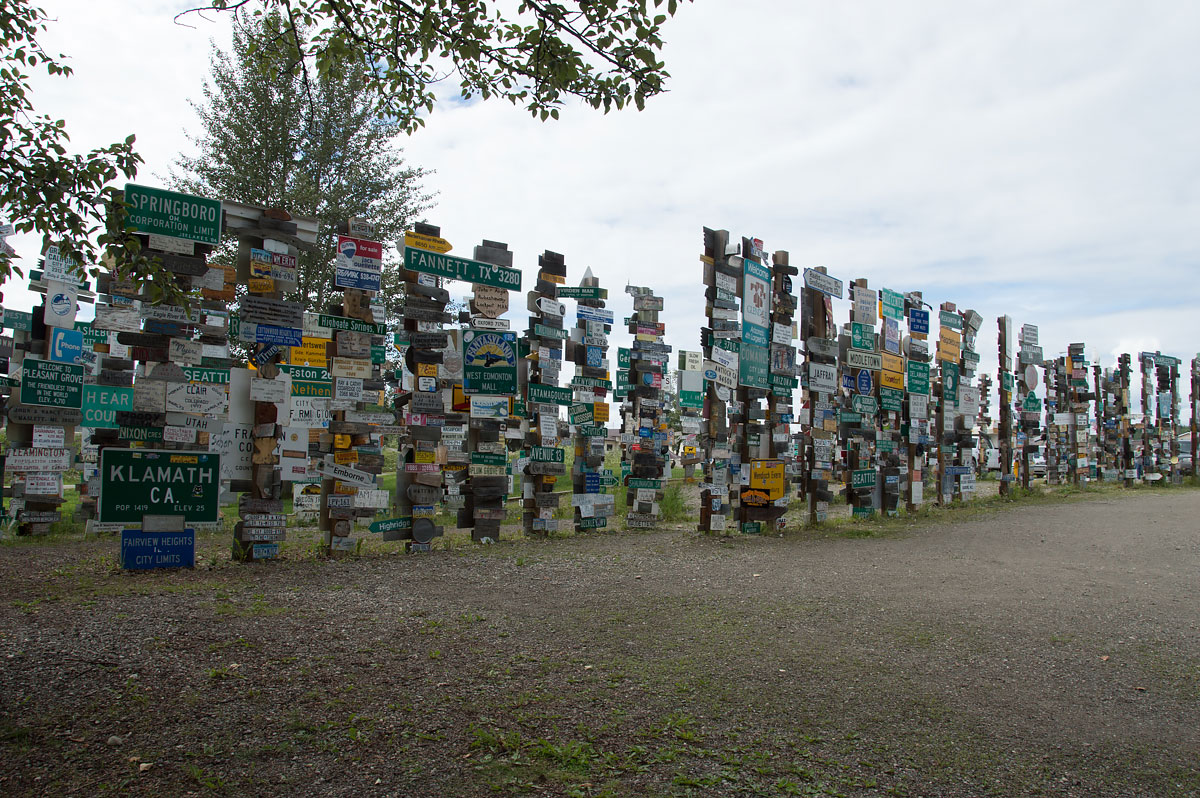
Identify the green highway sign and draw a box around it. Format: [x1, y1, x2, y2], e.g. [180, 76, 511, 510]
[99, 449, 221, 523]
[739, 342, 768, 389]
[83, 385, 133, 428]
[1022, 393, 1042, 412]
[530, 446, 565, 463]
[880, 386, 904, 412]
[851, 468, 877, 489]
[124, 183, 221, 245]
[528, 383, 572, 406]
[557, 286, 607, 300]
[371, 517, 412, 533]
[851, 321, 875, 351]
[3, 308, 33, 331]
[404, 246, 521, 290]
[880, 288, 904, 320]
[907, 360, 930, 395]
[317, 314, 386, 335]
[21, 358, 83, 408]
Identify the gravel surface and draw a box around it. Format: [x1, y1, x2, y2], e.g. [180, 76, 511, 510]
[0, 485, 1196, 797]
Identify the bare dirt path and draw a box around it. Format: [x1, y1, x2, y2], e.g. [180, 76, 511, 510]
[0, 487, 1197, 797]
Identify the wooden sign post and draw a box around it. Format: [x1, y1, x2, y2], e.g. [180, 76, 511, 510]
[521, 250, 568, 537]
[800, 266, 842, 524]
[565, 268, 614, 533]
[698, 228, 736, 533]
[623, 284, 668, 530]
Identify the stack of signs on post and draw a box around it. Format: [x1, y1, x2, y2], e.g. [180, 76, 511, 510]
[956, 309, 983, 496]
[1045, 355, 1068, 485]
[766, 249, 799, 524]
[903, 291, 931, 508]
[1014, 323, 1042, 489]
[996, 315, 1015, 493]
[1065, 343, 1091, 484]
[563, 268, 614, 532]
[877, 287, 908, 514]
[841, 279, 879, 518]
[725, 234, 785, 535]
[933, 303, 964, 502]
[453, 239, 521, 543]
[386, 224, 456, 548]
[226, 203, 318, 560]
[312, 216, 390, 555]
[699, 228, 740, 534]
[675, 347, 704, 484]
[801, 265, 843, 523]
[89, 185, 218, 540]
[520, 250, 569, 536]
[624, 284, 669, 529]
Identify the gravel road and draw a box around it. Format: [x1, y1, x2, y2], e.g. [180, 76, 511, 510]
[0, 486, 1196, 796]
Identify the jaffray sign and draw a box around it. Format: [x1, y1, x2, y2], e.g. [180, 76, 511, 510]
[99, 449, 220, 523]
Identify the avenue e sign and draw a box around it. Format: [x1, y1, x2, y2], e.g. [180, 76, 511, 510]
[124, 183, 221, 246]
[99, 449, 221, 524]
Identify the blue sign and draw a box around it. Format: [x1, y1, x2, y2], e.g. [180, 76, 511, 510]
[577, 305, 615, 325]
[586, 345, 603, 368]
[944, 465, 972, 476]
[254, 324, 303, 347]
[637, 427, 652, 437]
[49, 327, 84, 365]
[334, 262, 382, 292]
[253, 543, 280, 560]
[251, 344, 284, 366]
[120, 529, 196, 570]
[856, 369, 873, 394]
[842, 374, 855, 390]
[909, 309, 929, 334]
[584, 472, 600, 493]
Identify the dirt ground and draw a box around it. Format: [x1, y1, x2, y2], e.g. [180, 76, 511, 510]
[0, 486, 1197, 797]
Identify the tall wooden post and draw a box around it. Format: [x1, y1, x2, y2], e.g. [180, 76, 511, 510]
[699, 228, 734, 533]
[800, 266, 842, 525]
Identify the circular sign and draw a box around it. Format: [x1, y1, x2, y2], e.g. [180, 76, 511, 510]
[1023, 364, 1038, 388]
[412, 517, 437, 544]
[715, 385, 731, 402]
[704, 369, 717, 381]
[49, 292, 73, 319]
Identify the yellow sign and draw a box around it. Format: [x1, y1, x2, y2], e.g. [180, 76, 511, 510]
[417, 363, 437, 377]
[880, 369, 905, 390]
[881, 352, 904, 374]
[937, 344, 960, 363]
[543, 273, 565, 284]
[593, 402, 610, 423]
[291, 337, 329, 367]
[248, 277, 273, 293]
[749, 460, 786, 501]
[683, 446, 697, 457]
[404, 231, 452, 253]
[334, 450, 359, 465]
[414, 450, 435, 464]
[333, 434, 351, 449]
[939, 327, 961, 346]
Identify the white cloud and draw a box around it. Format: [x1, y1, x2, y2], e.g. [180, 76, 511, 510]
[2, 1, 1197, 417]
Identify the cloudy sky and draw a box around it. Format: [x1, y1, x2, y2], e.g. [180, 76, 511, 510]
[6, 0, 1199, 415]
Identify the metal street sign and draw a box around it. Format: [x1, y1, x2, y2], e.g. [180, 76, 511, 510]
[880, 288, 904, 320]
[120, 529, 196, 570]
[802, 268, 843, 298]
[404, 246, 521, 290]
[21, 358, 83, 408]
[124, 183, 221, 245]
[83, 385, 133, 428]
[99, 449, 221, 523]
[845, 350, 882, 371]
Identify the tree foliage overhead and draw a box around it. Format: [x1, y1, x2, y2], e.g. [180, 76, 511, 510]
[172, 11, 435, 314]
[0, 0, 148, 289]
[178, 0, 691, 131]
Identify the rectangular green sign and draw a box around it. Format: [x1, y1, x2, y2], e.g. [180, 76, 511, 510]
[880, 386, 904, 412]
[528, 383, 572, 406]
[851, 468, 877, 489]
[99, 449, 221, 523]
[880, 288, 904, 320]
[83, 385, 133, 428]
[530, 446, 565, 463]
[404, 246, 521, 290]
[21, 358, 83, 408]
[557, 286, 607, 300]
[316, 314, 386, 336]
[124, 183, 221, 245]
[851, 321, 875, 351]
[182, 366, 231, 384]
[907, 360, 930, 395]
[739, 342, 768, 389]
[3, 308, 33, 331]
